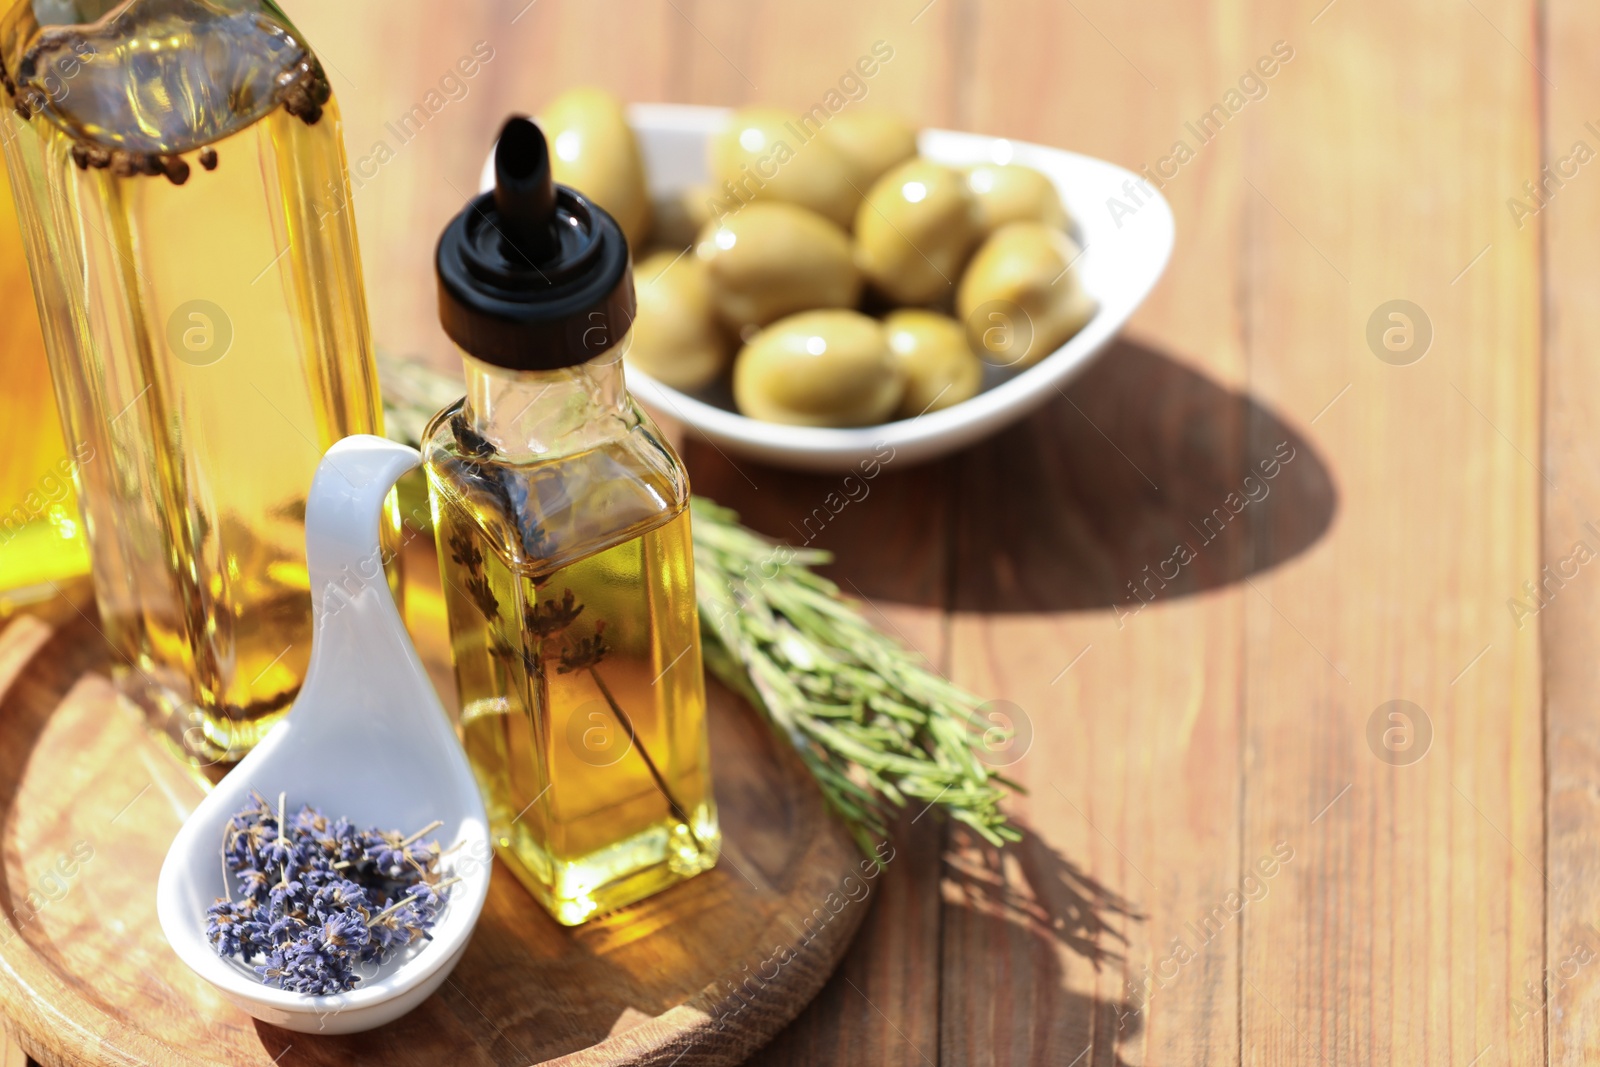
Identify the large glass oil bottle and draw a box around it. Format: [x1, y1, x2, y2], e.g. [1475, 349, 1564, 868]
[425, 118, 717, 925]
[0, 0, 392, 764]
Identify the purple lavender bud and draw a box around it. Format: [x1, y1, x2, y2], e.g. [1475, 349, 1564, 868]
[209, 800, 452, 994]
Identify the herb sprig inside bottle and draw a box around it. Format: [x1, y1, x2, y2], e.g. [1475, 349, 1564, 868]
[443, 417, 707, 853]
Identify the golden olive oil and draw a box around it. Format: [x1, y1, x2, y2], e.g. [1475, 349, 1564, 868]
[0, 163, 88, 607]
[0, 1, 390, 763]
[428, 414, 717, 925]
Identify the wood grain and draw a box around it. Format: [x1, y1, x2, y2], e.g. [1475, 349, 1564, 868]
[0, 541, 869, 1067]
[943, 0, 1263, 1062]
[1540, 0, 1600, 1062]
[1238, 1, 1543, 1065]
[0, 0, 1582, 1062]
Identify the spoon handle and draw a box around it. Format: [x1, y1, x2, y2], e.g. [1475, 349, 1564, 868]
[304, 434, 419, 618]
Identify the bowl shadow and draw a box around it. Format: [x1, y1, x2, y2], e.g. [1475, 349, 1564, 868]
[685, 337, 1338, 612]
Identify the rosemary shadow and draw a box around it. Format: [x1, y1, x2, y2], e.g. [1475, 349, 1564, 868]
[937, 825, 1145, 1065]
[751, 820, 1144, 1066]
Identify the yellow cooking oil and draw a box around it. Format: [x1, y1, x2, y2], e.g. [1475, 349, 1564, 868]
[427, 410, 717, 925]
[0, 1, 392, 764]
[0, 159, 89, 608]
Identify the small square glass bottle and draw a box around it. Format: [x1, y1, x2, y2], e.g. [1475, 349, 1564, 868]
[424, 118, 717, 925]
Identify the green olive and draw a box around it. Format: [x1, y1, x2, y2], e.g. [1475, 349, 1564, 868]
[625, 250, 731, 391]
[540, 87, 652, 251]
[957, 221, 1096, 370]
[733, 309, 903, 427]
[966, 163, 1069, 234]
[695, 201, 861, 332]
[883, 309, 984, 417]
[820, 110, 918, 189]
[709, 107, 860, 230]
[854, 158, 981, 306]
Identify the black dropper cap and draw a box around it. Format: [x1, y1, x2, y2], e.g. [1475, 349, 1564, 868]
[436, 116, 635, 370]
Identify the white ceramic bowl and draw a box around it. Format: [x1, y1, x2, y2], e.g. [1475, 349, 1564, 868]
[482, 103, 1174, 472]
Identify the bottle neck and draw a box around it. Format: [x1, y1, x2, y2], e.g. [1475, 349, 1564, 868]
[459, 346, 634, 461]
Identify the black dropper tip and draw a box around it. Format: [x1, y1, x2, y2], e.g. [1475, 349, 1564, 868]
[493, 116, 560, 262]
[436, 114, 634, 370]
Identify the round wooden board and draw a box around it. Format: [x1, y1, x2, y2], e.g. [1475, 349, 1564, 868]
[0, 585, 871, 1067]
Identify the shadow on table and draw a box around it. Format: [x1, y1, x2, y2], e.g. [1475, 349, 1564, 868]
[944, 824, 1144, 968]
[750, 816, 1144, 1067]
[685, 336, 1338, 613]
[938, 826, 1146, 1064]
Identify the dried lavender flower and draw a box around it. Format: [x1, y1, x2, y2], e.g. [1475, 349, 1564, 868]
[204, 793, 453, 995]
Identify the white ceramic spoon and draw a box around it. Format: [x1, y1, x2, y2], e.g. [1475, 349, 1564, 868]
[156, 434, 491, 1034]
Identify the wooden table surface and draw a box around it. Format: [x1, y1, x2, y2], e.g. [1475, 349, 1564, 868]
[7, 0, 1592, 1063]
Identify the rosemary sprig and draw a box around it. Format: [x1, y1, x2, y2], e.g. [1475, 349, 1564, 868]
[689, 500, 1020, 853]
[379, 355, 1021, 854]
